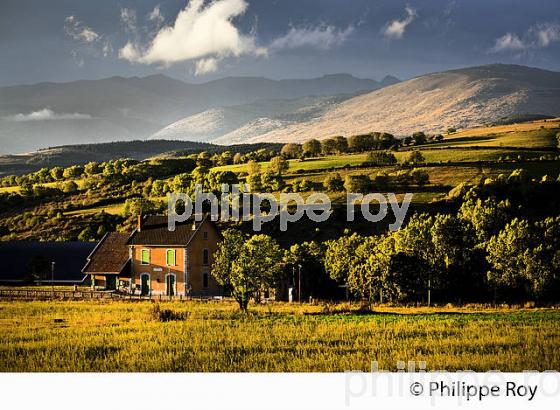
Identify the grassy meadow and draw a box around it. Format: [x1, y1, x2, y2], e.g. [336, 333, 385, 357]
[1, 300, 559, 372]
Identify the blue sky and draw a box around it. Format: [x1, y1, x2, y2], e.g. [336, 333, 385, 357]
[1, 0, 559, 86]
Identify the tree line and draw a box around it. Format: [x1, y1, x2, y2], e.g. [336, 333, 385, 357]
[212, 169, 560, 310]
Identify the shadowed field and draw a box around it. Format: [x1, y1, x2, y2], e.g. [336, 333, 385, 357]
[0, 301, 558, 372]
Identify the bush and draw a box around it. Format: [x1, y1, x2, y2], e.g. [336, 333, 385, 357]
[344, 174, 371, 193]
[150, 304, 188, 322]
[404, 150, 425, 165]
[364, 151, 397, 166]
[323, 173, 344, 192]
[411, 169, 430, 186]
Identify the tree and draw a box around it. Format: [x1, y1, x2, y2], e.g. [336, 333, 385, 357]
[392, 213, 441, 301]
[62, 180, 78, 193]
[320, 138, 338, 155]
[344, 174, 371, 193]
[332, 136, 349, 153]
[302, 139, 321, 157]
[261, 172, 284, 192]
[212, 229, 246, 291]
[324, 233, 364, 284]
[78, 227, 94, 241]
[486, 217, 560, 300]
[365, 151, 397, 166]
[411, 169, 430, 186]
[404, 150, 425, 165]
[348, 134, 373, 152]
[63, 165, 83, 179]
[459, 197, 511, 243]
[347, 235, 414, 303]
[412, 131, 427, 145]
[323, 173, 344, 192]
[122, 198, 155, 217]
[246, 173, 263, 192]
[50, 167, 64, 181]
[486, 218, 534, 298]
[267, 156, 289, 176]
[229, 235, 284, 310]
[84, 162, 101, 176]
[247, 160, 261, 175]
[281, 143, 303, 159]
[233, 153, 243, 164]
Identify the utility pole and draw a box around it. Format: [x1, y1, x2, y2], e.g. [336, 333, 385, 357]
[427, 279, 431, 307]
[298, 264, 302, 303]
[51, 262, 55, 295]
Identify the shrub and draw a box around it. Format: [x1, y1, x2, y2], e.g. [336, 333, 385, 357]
[411, 169, 430, 186]
[150, 304, 188, 322]
[344, 174, 371, 193]
[323, 173, 344, 192]
[364, 151, 397, 166]
[404, 150, 425, 165]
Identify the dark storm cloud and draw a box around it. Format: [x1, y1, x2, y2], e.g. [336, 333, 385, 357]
[0, 0, 559, 86]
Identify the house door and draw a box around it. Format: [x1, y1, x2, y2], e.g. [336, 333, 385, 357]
[166, 274, 175, 296]
[106, 275, 117, 291]
[141, 274, 150, 296]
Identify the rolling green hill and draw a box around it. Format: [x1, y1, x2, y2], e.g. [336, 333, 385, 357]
[0, 119, 558, 242]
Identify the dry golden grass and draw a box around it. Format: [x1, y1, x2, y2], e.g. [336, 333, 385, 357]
[0, 301, 558, 372]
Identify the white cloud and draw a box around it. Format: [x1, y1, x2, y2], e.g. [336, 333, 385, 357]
[533, 22, 560, 47]
[148, 5, 165, 25]
[119, 42, 141, 61]
[195, 58, 219, 75]
[119, 0, 264, 70]
[6, 109, 92, 122]
[270, 25, 354, 51]
[64, 16, 100, 43]
[102, 40, 114, 57]
[491, 22, 560, 53]
[120, 8, 138, 34]
[383, 6, 417, 40]
[491, 33, 527, 52]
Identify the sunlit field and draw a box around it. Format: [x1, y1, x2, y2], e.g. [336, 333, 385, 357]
[1, 301, 558, 372]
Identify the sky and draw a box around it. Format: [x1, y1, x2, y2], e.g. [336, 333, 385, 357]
[1, 0, 560, 86]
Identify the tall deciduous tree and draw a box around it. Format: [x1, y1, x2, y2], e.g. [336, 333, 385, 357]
[302, 139, 321, 157]
[267, 156, 289, 176]
[230, 235, 285, 311]
[211, 229, 247, 291]
[324, 233, 364, 284]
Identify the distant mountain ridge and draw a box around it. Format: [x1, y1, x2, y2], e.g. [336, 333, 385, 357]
[0, 73, 389, 154]
[236, 64, 560, 144]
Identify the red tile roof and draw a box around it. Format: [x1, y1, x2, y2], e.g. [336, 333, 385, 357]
[127, 215, 206, 246]
[82, 232, 132, 274]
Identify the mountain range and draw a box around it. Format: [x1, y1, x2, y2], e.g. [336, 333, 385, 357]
[1, 64, 559, 155]
[0, 73, 394, 154]
[242, 64, 560, 144]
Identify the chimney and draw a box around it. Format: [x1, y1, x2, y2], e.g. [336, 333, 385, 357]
[137, 214, 143, 232]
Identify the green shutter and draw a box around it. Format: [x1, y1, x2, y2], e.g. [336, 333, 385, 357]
[141, 249, 150, 264]
[167, 250, 175, 266]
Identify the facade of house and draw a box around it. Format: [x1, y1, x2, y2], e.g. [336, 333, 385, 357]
[82, 214, 222, 296]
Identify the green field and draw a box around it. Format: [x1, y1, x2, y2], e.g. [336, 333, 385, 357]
[0, 301, 559, 372]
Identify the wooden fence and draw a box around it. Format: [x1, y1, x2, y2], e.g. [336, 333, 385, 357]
[0, 289, 223, 302]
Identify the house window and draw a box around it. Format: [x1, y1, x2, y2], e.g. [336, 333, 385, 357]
[202, 248, 209, 265]
[141, 249, 150, 265]
[166, 249, 176, 266]
[203, 272, 209, 288]
[203, 231, 208, 240]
